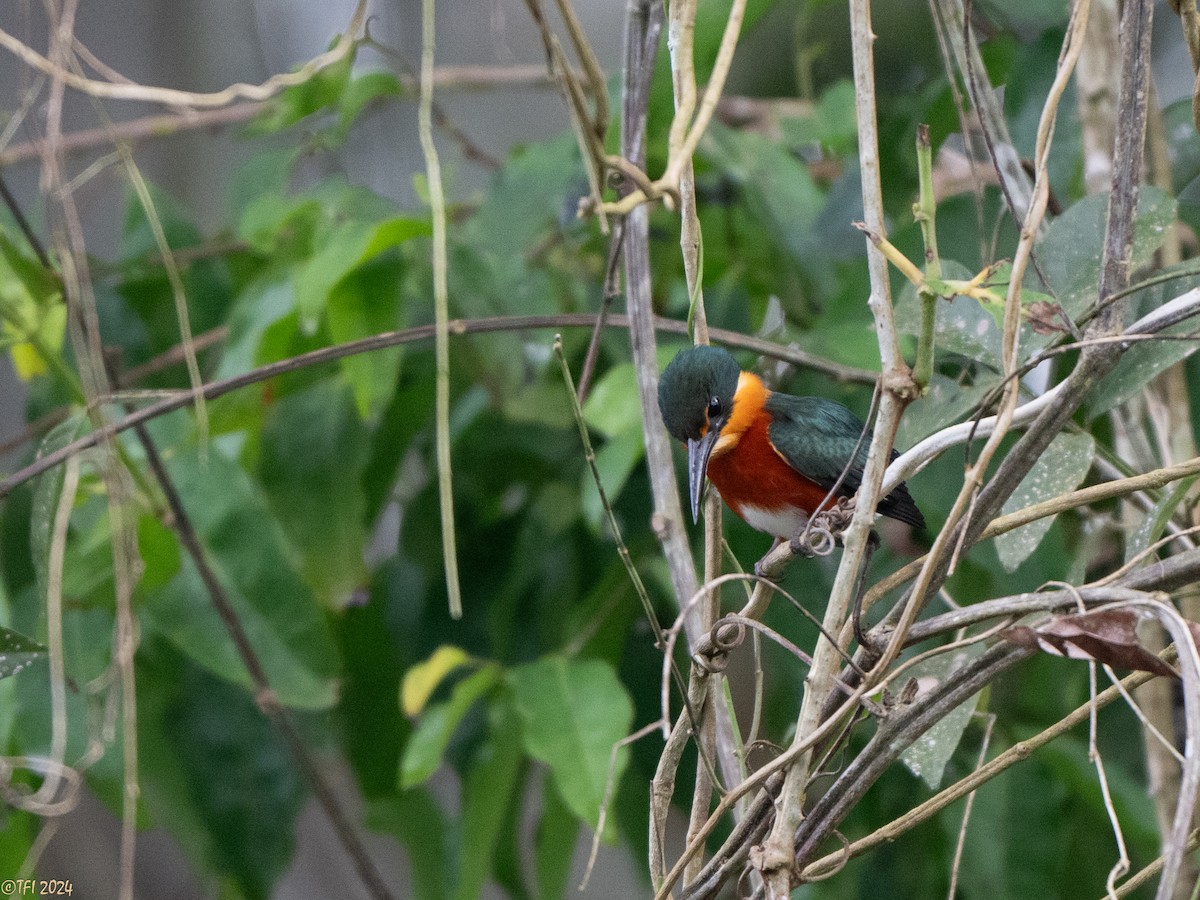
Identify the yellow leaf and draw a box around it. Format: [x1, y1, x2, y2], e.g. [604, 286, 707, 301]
[401, 644, 470, 717]
[10, 342, 46, 379]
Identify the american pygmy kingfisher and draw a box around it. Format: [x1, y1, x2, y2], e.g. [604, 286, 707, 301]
[657, 346, 925, 539]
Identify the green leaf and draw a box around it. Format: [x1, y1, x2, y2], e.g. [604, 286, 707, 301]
[335, 71, 403, 140]
[1035, 188, 1176, 335]
[367, 789, 450, 900]
[229, 146, 302, 222]
[1084, 262, 1200, 418]
[294, 215, 427, 334]
[140, 438, 340, 708]
[0, 627, 46, 680]
[138, 512, 181, 592]
[900, 642, 985, 788]
[250, 47, 355, 134]
[164, 661, 306, 900]
[508, 655, 634, 831]
[237, 193, 321, 255]
[996, 432, 1095, 573]
[582, 363, 642, 437]
[326, 254, 407, 420]
[454, 695, 524, 900]
[337, 575, 410, 799]
[1124, 475, 1197, 565]
[779, 79, 860, 156]
[535, 776, 580, 900]
[701, 122, 825, 264]
[897, 373, 1001, 447]
[894, 260, 1002, 370]
[400, 664, 501, 789]
[580, 428, 646, 531]
[258, 380, 369, 605]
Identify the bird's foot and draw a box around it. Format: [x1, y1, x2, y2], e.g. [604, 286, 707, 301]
[789, 500, 856, 557]
[754, 537, 787, 581]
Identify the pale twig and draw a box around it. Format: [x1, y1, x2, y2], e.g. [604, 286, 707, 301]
[582, 719, 664, 890]
[114, 141, 208, 448]
[801, 666, 1160, 880]
[134, 427, 394, 900]
[946, 713, 995, 900]
[1090, 655, 1130, 899]
[759, 0, 916, 890]
[31, 454, 81, 811]
[417, 0, 462, 620]
[555, 336, 665, 647]
[38, 5, 141, 896]
[0, 312, 872, 499]
[0, 0, 368, 109]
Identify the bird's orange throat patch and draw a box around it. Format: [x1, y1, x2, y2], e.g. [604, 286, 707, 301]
[711, 372, 769, 457]
[706, 373, 831, 537]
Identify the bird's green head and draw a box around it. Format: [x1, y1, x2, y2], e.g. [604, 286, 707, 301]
[658, 346, 741, 522]
[657, 345, 741, 442]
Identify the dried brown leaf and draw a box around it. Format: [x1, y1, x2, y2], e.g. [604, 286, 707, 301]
[1026, 300, 1070, 335]
[1002, 610, 1178, 677]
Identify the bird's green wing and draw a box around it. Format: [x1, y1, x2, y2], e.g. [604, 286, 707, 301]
[765, 393, 926, 529]
[764, 394, 871, 493]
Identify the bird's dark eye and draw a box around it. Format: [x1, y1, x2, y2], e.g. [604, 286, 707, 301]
[707, 396, 722, 418]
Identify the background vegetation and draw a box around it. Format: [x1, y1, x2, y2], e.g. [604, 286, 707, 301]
[2, 0, 1200, 898]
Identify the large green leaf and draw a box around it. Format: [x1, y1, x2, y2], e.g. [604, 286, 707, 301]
[294, 215, 427, 334]
[1084, 261, 1200, 418]
[899, 642, 985, 788]
[582, 362, 642, 438]
[894, 260, 1003, 370]
[0, 626, 45, 680]
[164, 660, 306, 900]
[508, 655, 634, 832]
[258, 379, 369, 606]
[896, 373, 1001, 448]
[454, 695, 524, 900]
[326, 254, 407, 420]
[536, 776, 580, 900]
[995, 432, 1094, 572]
[1035, 188, 1176, 337]
[701, 122, 825, 265]
[140, 438, 340, 708]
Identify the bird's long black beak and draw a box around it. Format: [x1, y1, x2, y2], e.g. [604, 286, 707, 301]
[686, 429, 720, 524]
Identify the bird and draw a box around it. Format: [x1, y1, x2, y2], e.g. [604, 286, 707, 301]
[657, 345, 925, 540]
